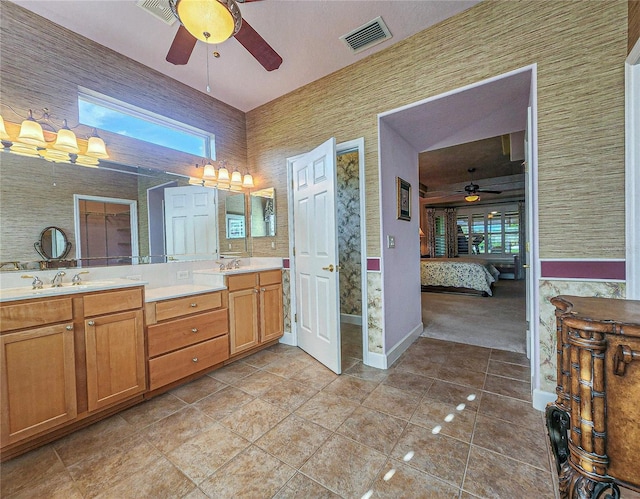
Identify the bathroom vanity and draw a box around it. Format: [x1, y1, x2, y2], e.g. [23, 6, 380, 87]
[0, 262, 284, 461]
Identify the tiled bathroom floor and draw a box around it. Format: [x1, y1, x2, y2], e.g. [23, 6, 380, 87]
[1, 337, 560, 498]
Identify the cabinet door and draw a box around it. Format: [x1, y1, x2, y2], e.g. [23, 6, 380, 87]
[1, 324, 77, 445]
[85, 309, 146, 412]
[260, 283, 284, 343]
[229, 288, 259, 355]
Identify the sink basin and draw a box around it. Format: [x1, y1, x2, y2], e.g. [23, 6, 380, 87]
[0, 279, 142, 302]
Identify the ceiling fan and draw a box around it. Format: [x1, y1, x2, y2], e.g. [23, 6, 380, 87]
[457, 168, 502, 202]
[166, 0, 283, 71]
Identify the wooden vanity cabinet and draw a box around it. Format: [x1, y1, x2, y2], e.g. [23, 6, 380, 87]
[228, 270, 283, 356]
[146, 291, 229, 393]
[0, 286, 146, 459]
[0, 298, 77, 446]
[83, 288, 146, 412]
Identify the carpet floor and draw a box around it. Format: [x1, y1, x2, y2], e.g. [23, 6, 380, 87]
[421, 279, 527, 354]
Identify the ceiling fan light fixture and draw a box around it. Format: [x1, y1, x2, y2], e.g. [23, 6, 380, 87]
[173, 0, 242, 44]
[464, 194, 480, 203]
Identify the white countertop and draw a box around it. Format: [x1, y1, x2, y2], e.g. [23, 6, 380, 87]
[0, 278, 147, 303]
[145, 283, 227, 302]
[0, 260, 283, 303]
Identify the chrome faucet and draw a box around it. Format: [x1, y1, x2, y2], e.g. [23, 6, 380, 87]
[21, 274, 43, 289]
[51, 271, 66, 287]
[72, 271, 90, 285]
[226, 259, 240, 270]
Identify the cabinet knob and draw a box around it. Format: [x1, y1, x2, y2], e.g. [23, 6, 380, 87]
[66, 325, 73, 331]
[191, 328, 198, 333]
[254, 289, 259, 293]
[192, 357, 198, 363]
[87, 320, 95, 326]
[190, 303, 197, 307]
[260, 288, 266, 292]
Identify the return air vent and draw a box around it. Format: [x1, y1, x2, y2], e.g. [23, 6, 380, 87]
[340, 16, 392, 54]
[136, 0, 177, 25]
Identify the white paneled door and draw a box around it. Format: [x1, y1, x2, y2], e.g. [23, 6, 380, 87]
[164, 186, 217, 260]
[292, 138, 341, 374]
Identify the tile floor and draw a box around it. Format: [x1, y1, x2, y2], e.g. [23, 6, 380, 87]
[2, 335, 561, 498]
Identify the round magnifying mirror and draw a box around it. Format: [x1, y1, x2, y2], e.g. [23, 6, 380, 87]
[35, 226, 71, 260]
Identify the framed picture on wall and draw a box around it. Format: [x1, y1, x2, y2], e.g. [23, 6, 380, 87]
[397, 177, 411, 221]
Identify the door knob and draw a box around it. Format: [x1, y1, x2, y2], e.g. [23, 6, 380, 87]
[322, 264, 334, 272]
[522, 264, 530, 268]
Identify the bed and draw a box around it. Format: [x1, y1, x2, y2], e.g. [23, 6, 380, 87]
[420, 258, 500, 296]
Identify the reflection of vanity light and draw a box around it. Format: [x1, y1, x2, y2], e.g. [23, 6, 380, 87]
[74, 154, 100, 168]
[8, 142, 39, 157]
[39, 148, 71, 163]
[242, 173, 254, 188]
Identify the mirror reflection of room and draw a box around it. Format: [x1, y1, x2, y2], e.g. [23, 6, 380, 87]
[250, 187, 276, 237]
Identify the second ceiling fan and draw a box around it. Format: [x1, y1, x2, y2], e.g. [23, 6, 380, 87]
[166, 0, 283, 72]
[457, 168, 502, 202]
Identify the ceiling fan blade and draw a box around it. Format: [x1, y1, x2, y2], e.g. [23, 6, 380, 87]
[166, 24, 197, 65]
[234, 19, 282, 71]
[477, 189, 503, 194]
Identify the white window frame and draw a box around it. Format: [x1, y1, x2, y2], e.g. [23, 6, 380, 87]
[78, 87, 216, 159]
[457, 203, 520, 256]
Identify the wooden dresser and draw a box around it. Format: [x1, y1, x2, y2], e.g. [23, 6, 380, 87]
[547, 296, 640, 498]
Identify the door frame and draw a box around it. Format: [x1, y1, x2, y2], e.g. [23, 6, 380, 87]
[626, 39, 640, 299]
[73, 194, 139, 264]
[285, 138, 369, 364]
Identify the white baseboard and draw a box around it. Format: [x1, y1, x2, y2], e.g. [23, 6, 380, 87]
[340, 313, 362, 325]
[279, 331, 295, 346]
[364, 322, 423, 370]
[533, 388, 556, 411]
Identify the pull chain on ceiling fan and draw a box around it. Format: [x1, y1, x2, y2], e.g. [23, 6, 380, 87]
[166, 0, 282, 71]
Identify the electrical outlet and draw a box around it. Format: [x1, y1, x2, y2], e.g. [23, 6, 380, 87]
[387, 235, 396, 248]
[177, 270, 189, 280]
[271, 241, 276, 249]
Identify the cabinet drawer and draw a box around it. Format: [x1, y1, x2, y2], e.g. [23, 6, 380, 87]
[259, 270, 282, 286]
[1, 298, 73, 333]
[148, 309, 228, 357]
[148, 335, 229, 390]
[154, 292, 223, 322]
[83, 288, 143, 317]
[226, 273, 257, 292]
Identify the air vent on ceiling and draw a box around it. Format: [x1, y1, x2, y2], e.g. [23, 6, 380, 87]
[340, 16, 392, 54]
[136, 0, 177, 25]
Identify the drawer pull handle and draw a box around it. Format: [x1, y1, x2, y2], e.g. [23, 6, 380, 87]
[613, 344, 640, 376]
[66, 325, 73, 331]
[191, 328, 198, 333]
[190, 303, 197, 307]
[192, 357, 198, 363]
[87, 320, 95, 326]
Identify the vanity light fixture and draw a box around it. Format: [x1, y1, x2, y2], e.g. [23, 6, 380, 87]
[0, 108, 110, 165]
[217, 163, 230, 183]
[52, 120, 79, 154]
[85, 129, 109, 159]
[0, 115, 10, 142]
[17, 110, 46, 148]
[202, 162, 217, 180]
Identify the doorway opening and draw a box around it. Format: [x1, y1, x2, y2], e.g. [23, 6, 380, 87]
[73, 194, 139, 267]
[378, 65, 539, 389]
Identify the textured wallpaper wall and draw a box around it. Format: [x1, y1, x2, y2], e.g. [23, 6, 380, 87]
[247, 0, 628, 260]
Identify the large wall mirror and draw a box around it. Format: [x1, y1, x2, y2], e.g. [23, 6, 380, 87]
[0, 151, 250, 269]
[250, 187, 276, 237]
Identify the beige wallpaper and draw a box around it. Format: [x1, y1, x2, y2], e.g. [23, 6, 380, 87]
[247, 0, 628, 260]
[0, 2, 247, 181]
